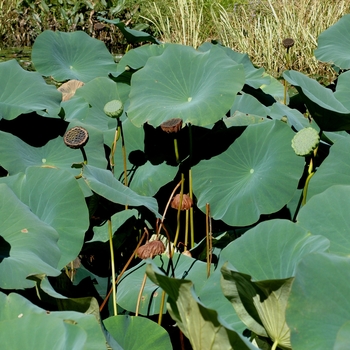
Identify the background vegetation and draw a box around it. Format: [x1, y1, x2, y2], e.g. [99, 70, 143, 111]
[0, 0, 349, 79]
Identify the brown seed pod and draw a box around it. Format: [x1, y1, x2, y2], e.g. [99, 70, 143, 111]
[64, 126, 89, 149]
[282, 38, 295, 49]
[171, 193, 193, 211]
[136, 240, 166, 259]
[160, 118, 183, 133]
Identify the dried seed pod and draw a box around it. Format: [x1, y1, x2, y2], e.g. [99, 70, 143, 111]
[161, 118, 183, 133]
[282, 38, 295, 49]
[64, 126, 89, 149]
[136, 240, 165, 259]
[171, 193, 193, 211]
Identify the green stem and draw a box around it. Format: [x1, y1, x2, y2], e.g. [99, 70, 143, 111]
[100, 231, 147, 313]
[184, 210, 189, 250]
[80, 147, 88, 164]
[158, 290, 167, 325]
[110, 125, 120, 174]
[135, 272, 147, 316]
[302, 171, 315, 206]
[108, 219, 117, 316]
[189, 168, 195, 248]
[174, 138, 180, 163]
[271, 340, 278, 350]
[173, 174, 185, 250]
[118, 118, 128, 188]
[188, 124, 195, 248]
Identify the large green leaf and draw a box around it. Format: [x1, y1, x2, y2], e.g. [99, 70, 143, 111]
[307, 137, 350, 198]
[127, 44, 245, 127]
[192, 120, 304, 226]
[314, 14, 350, 69]
[283, 70, 350, 131]
[0, 59, 61, 120]
[146, 263, 258, 350]
[82, 164, 159, 216]
[117, 253, 207, 315]
[130, 162, 178, 197]
[0, 292, 107, 350]
[221, 264, 293, 349]
[286, 253, 350, 349]
[116, 44, 167, 73]
[104, 315, 172, 350]
[220, 219, 329, 280]
[32, 30, 117, 82]
[0, 184, 60, 289]
[70, 77, 130, 131]
[0, 167, 89, 268]
[0, 131, 89, 176]
[198, 263, 247, 333]
[297, 185, 350, 256]
[91, 209, 138, 243]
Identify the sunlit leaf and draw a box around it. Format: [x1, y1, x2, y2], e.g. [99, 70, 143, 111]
[32, 30, 117, 82]
[0, 59, 61, 120]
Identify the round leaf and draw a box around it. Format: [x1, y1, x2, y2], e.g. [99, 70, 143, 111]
[146, 263, 257, 349]
[32, 30, 117, 82]
[0, 292, 106, 350]
[297, 185, 350, 256]
[0, 167, 89, 268]
[117, 253, 207, 315]
[287, 253, 350, 350]
[283, 70, 350, 131]
[221, 219, 329, 280]
[0, 60, 61, 120]
[127, 44, 245, 127]
[192, 120, 304, 226]
[307, 137, 350, 199]
[82, 164, 159, 217]
[104, 315, 172, 350]
[314, 14, 350, 69]
[0, 184, 60, 289]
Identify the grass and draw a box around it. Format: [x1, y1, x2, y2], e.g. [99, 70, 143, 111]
[1, 0, 350, 79]
[140, 0, 350, 80]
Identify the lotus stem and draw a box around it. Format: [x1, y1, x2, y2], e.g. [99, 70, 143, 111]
[118, 118, 128, 188]
[135, 272, 147, 316]
[158, 290, 167, 325]
[271, 340, 278, 350]
[187, 124, 195, 248]
[184, 210, 189, 250]
[110, 125, 120, 173]
[80, 147, 88, 164]
[173, 173, 185, 251]
[108, 219, 117, 316]
[99, 230, 147, 312]
[174, 138, 180, 163]
[157, 180, 183, 236]
[205, 203, 212, 278]
[189, 168, 195, 248]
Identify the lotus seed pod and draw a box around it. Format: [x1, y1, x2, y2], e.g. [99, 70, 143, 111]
[104, 100, 124, 119]
[136, 240, 165, 259]
[161, 118, 183, 133]
[291, 127, 320, 156]
[64, 126, 89, 149]
[171, 194, 193, 211]
[282, 38, 295, 49]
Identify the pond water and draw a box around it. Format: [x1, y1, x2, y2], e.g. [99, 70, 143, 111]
[0, 47, 33, 70]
